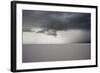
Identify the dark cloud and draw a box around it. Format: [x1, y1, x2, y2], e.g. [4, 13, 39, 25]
[22, 10, 91, 31]
[22, 10, 91, 43]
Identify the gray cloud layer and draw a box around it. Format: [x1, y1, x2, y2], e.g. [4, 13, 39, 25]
[22, 10, 91, 31]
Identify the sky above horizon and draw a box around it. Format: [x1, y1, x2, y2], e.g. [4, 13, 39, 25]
[23, 10, 91, 31]
[22, 10, 91, 44]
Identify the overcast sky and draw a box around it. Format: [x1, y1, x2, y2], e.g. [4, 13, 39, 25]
[22, 10, 91, 31]
[22, 10, 91, 44]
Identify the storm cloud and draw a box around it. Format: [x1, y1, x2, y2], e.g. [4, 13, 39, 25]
[23, 10, 91, 31]
[22, 10, 91, 43]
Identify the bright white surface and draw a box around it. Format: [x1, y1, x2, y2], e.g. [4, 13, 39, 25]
[16, 3, 96, 70]
[23, 30, 90, 44]
[0, 0, 100, 73]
